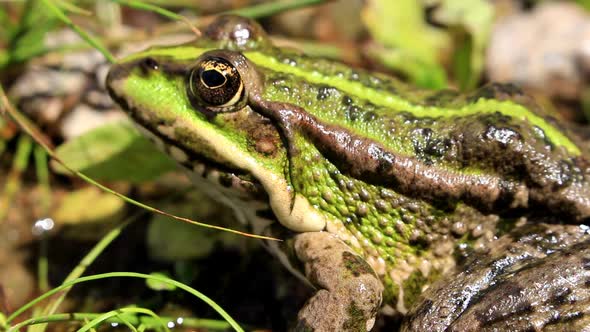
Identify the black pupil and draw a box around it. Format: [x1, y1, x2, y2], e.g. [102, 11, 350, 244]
[201, 69, 226, 88]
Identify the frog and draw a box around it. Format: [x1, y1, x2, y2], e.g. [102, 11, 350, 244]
[105, 15, 590, 331]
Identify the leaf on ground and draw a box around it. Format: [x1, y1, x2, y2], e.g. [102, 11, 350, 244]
[52, 121, 178, 182]
[53, 186, 125, 226]
[147, 204, 218, 261]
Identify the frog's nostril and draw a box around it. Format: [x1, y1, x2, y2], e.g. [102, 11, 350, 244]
[140, 57, 159, 71]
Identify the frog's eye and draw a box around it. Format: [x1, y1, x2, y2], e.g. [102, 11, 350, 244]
[188, 57, 245, 109]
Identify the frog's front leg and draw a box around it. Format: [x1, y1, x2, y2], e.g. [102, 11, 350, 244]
[291, 232, 384, 332]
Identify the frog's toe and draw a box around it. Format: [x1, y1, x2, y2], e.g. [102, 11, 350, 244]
[292, 232, 383, 332]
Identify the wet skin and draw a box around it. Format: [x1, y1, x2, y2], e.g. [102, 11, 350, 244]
[106, 16, 590, 331]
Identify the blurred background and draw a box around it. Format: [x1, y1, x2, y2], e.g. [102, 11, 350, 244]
[1, 1, 589, 331]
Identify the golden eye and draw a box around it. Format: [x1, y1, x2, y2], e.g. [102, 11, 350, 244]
[188, 56, 244, 108]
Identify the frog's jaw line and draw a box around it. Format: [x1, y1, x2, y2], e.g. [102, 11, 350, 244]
[137, 130, 275, 233]
[140, 120, 275, 229]
[172, 115, 327, 232]
[134, 122, 241, 186]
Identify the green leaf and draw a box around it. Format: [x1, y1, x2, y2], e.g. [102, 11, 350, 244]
[434, 0, 494, 90]
[0, 6, 12, 40]
[53, 186, 125, 227]
[362, 0, 450, 89]
[53, 121, 178, 182]
[576, 0, 590, 11]
[147, 196, 218, 261]
[0, 312, 7, 330]
[367, 46, 448, 89]
[147, 216, 217, 261]
[4, 0, 58, 67]
[146, 272, 177, 291]
[452, 30, 474, 91]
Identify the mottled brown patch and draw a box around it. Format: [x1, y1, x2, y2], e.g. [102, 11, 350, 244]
[342, 251, 375, 277]
[255, 137, 277, 155]
[550, 287, 573, 306]
[221, 107, 282, 159]
[467, 82, 525, 103]
[293, 318, 314, 332]
[411, 298, 434, 320]
[343, 301, 365, 331]
[475, 281, 532, 326]
[422, 89, 461, 106]
[203, 15, 268, 48]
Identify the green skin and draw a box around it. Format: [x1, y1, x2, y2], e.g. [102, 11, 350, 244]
[107, 16, 590, 331]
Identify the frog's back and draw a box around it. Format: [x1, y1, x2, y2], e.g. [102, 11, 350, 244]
[253, 48, 590, 223]
[244, 42, 590, 311]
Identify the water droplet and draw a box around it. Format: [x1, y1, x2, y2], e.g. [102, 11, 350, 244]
[32, 218, 54, 236]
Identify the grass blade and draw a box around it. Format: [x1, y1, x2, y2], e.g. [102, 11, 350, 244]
[7, 272, 244, 332]
[39, 0, 116, 63]
[0, 85, 279, 241]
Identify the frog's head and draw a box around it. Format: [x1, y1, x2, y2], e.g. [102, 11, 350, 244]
[106, 16, 328, 232]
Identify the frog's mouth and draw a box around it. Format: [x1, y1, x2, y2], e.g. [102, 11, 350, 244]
[134, 119, 269, 202]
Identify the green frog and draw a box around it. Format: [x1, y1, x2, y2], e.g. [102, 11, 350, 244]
[106, 16, 590, 331]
